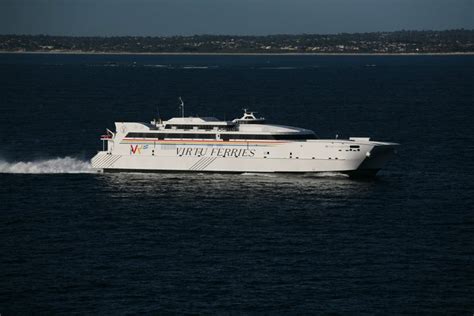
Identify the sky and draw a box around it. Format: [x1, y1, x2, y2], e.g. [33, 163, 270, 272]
[1, 0, 473, 36]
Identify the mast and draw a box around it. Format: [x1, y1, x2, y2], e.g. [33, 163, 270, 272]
[179, 97, 184, 118]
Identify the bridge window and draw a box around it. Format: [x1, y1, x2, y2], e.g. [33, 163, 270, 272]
[126, 132, 315, 141]
[126, 132, 216, 139]
[220, 133, 316, 141]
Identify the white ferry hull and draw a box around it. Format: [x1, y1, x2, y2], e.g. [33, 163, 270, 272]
[91, 140, 397, 177]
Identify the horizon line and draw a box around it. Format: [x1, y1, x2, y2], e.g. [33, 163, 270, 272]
[2, 28, 473, 38]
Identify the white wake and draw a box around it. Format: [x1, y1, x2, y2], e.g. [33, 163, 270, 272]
[304, 172, 350, 178]
[241, 172, 277, 178]
[0, 157, 96, 174]
[240, 172, 349, 178]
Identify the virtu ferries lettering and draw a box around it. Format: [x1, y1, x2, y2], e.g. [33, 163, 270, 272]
[177, 147, 255, 158]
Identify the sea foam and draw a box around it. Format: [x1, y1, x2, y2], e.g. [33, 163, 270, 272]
[0, 157, 96, 174]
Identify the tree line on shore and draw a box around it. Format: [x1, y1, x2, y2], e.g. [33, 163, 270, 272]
[1, 30, 473, 53]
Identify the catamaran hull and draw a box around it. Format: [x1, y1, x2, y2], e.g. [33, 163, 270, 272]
[91, 140, 397, 177]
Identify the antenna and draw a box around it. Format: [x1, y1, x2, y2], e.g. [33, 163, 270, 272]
[178, 97, 184, 118]
[155, 104, 162, 124]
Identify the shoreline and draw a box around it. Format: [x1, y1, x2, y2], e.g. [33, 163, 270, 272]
[1, 50, 474, 56]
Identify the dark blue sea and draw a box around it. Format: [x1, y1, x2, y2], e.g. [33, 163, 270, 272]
[1, 53, 473, 314]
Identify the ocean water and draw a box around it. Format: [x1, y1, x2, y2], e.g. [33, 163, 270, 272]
[0, 53, 473, 314]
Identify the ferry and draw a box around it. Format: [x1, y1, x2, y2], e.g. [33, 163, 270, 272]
[91, 106, 398, 177]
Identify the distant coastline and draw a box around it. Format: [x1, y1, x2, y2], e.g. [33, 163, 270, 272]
[1, 50, 474, 56]
[2, 30, 473, 55]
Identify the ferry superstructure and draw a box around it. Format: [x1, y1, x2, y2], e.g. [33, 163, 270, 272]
[91, 109, 398, 177]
